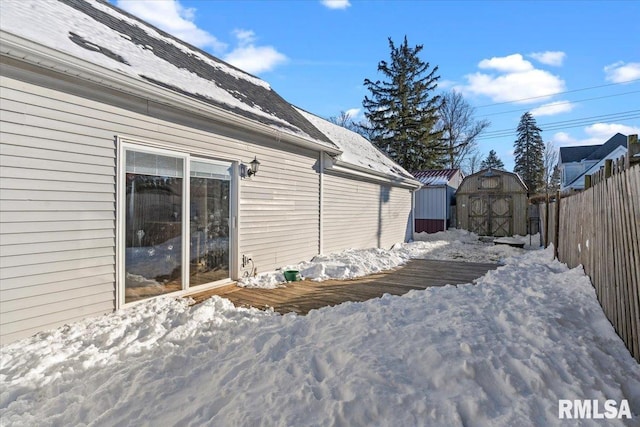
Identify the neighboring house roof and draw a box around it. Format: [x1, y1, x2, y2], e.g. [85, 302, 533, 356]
[559, 133, 627, 164]
[294, 108, 419, 185]
[584, 133, 627, 161]
[411, 169, 461, 186]
[1, 0, 335, 148]
[559, 145, 599, 164]
[566, 144, 628, 188]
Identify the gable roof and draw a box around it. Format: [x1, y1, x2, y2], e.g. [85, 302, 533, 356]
[566, 143, 629, 188]
[457, 168, 528, 193]
[584, 133, 627, 161]
[1, 0, 335, 148]
[294, 107, 419, 185]
[411, 169, 460, 186]
[559, 145, 598, 164]
[559, 133, 627, 164]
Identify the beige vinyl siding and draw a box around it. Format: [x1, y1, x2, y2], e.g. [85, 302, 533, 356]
[1, 63, 324, 343]
[323, 172, 412, 254]
[240, 153, 320, 269]
[1, 76, 116, 344]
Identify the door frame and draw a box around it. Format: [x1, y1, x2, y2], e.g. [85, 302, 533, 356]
[115, 136, 239, 309]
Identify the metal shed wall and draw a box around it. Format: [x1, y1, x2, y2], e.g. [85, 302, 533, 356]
[414, 186, 447, 233]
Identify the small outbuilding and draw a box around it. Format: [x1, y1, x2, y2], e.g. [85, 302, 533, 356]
[412, 169, 463, 234]
[455, 168, 528, 237]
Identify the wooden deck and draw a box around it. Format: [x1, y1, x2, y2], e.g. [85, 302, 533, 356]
[187, 259, 500, 314]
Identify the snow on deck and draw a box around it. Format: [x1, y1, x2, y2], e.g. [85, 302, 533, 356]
[1, 231, 638, 425]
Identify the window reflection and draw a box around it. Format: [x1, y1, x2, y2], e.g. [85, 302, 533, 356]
[190, 177, 230, 285]
[124, 152, 183, 303]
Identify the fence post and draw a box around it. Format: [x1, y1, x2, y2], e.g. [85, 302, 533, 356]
[627, 134, 639, 168]
[585, 174, 591, 189]
[544, 193, 550, 248]
[554, 190, 560, 259]
[605, 159, 613, 178]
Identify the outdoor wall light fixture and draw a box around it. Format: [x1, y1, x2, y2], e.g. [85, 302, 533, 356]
[247, 156, 261, 177]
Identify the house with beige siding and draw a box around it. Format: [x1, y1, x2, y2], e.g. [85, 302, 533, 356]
[0, 0, 420, 344]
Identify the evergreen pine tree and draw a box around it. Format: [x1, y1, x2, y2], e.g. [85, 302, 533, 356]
[480, 150, 505, 170]
[513, 112, 545, 194]
[363, 36, 444, 171]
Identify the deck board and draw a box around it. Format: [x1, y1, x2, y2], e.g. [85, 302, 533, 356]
[186, 259, 500, 314]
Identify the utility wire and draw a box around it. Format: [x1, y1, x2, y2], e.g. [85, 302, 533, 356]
[480, 110, 640, 137]
[476, 90, 640, 118]
[477, 110, 640, 141]
[473, 78, 640, 109]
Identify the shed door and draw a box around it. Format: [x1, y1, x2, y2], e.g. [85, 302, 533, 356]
[490, 196, 512, 237]
[468, 195, 512, 236]
[469, 196, 489, 235]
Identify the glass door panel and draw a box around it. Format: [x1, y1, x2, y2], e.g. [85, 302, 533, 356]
[190, 160, 231, 286]
[124, 151, 184, 303]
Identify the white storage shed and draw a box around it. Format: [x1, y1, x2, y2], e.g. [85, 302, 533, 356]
[412, 169, 463, 234]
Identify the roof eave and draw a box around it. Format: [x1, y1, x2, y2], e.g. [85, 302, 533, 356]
[0, 30, 342, 156]
[327, 158, 422, 189]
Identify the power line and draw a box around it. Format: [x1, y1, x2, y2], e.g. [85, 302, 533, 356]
[480, 110, 640, 137]
[474, 78, 640, 109]
[477, 110, 640, 141]
[477, 90, 640, 119]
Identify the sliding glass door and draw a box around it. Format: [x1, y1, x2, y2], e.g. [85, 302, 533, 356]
[121, 145, 233, 304]
[124, 150, 184, 303]
[189, 160, 231, 286]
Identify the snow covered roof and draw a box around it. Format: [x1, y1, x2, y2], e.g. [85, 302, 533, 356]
[294, 107, 419, 184]
[0, 0, 336, 148]
[412, 169, 461, 186]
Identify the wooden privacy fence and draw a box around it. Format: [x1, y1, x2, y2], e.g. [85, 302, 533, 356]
[540, 141, 640, 363]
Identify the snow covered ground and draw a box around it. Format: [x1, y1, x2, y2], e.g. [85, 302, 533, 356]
[1, 231, 639, 426]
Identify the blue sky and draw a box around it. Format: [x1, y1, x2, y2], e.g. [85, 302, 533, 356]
[111, 0, 639, 171]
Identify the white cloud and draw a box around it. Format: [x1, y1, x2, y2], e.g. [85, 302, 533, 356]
[437, 79, 457, 90]
[345, 108, 361, 119]
[464, 69, 565, 104]
[116, 1, 288, 75]
[478, 54, 533, 73]
[604, 61, 640, 83]
[321, 0, 351, 9]
[530, 100, 574, 117]
[462, 53, 566, 104]
[224, 29, 287, 74]
[552, 123, 640, 146]
[116, 0, 226, 52]
[529, 51, 566, 67]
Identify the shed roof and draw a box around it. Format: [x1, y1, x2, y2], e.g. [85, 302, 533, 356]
[411, 169, 460, 186]
[456, 168, 528, 194]
[1, 0, 335, 147]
